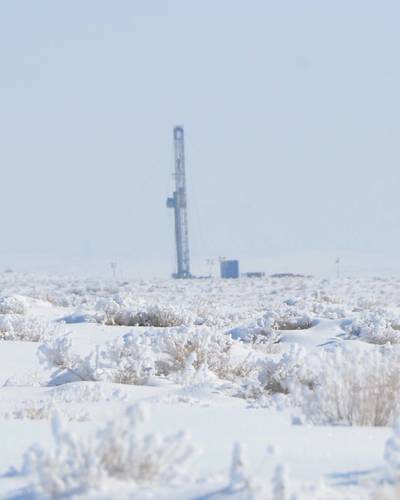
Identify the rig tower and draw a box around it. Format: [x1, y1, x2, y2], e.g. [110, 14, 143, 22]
[167, 126, 191, 278]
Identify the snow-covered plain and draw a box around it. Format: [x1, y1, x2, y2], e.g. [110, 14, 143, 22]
[0, 272, 400, 498]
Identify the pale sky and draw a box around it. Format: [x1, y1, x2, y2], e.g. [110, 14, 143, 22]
[1, 1, 399, 278]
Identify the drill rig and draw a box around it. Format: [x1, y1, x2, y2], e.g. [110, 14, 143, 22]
[167, 126, 191, 279]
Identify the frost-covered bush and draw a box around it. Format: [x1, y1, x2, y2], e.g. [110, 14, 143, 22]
[21, 405, 194, 497]
[283, 293, 351, 321]
[49, 382, 126, 404]
[245, 393, 290, 412]
[156, 327, 232, 373]
[93, 333, 156, 384]
[39, 327, 257, 386]
[63, 300, 191, 327]
[4, 398, 88, 422]
[0, 315, 59, 342]
[342, 313, 400, 345]
[251, 342, 400, 428]
[273, 308, 313, 331]
[0, 295, 26, 314]
[190, 299, 252, 329]
[250, 334, 282, 355]
[39, 332, 156, 385]
[155, 327, 257, 382]
[114, 304, 188, 327]
[259, 345, 318, 395]
[308, 302, 350, 320]
[311, 289, 342, 304]
[299, 346, 400, 426]
[94, 298, 190, 327]
[257, 343, 400, 426]
[230, 306, 313, 342]
[229, 310, 280, 342]
[38, 334, 91, 380]
[222, 442, 336, 500]
[226, 443, 266, 497]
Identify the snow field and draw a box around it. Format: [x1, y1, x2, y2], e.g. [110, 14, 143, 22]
[0, 273, 399, 497]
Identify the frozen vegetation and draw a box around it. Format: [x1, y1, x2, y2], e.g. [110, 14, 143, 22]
[0, 272, 399, 497]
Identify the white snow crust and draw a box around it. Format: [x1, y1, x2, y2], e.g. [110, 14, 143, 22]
[0, 272, 398, 498]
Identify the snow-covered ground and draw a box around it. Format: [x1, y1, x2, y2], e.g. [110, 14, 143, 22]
[0, 272, 399, 498]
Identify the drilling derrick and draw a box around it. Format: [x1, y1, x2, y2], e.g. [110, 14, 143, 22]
[167, 126, 191, 279]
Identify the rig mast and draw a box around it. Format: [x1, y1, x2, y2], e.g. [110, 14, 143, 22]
[167, 126, 191, 278]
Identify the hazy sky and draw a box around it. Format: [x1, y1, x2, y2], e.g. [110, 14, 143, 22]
[1, 1, 400, 278]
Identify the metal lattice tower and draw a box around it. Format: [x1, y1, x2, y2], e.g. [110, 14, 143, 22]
[167, 126, 191, 279]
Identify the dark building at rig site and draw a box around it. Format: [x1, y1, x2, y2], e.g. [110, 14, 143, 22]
[220, 259, 239, 279]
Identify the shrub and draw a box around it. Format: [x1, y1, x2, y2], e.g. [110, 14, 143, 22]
[229, 310, 279, 342]
[39, 332, 156, 385]
[49, 382, 126, 404]
[21, 405, 195, 497]
[223, 442, 336, 500]
[259, 344, 317, 395]
[39, 327, 258, 386]
[0, 295, 27, 314]
[299, 346, 400, 426]
[342, 313, 400, 345]
[4, 398, 88, 422]
[251, 334, 282, 355]
[94, 299, 189, 327]
[0, 315, 60, 342]
[248, 344, 400, 426]
[116, 305, 188, 327]
[227, 443, 265, 497]
[155, 327, 257, 382]
[38, 334, 91, 381]
[93, 333, 156, 384]
[156, 328, 232, 373]
[229, 306, 313, 343]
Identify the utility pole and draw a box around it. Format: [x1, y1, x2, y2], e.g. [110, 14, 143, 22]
[335, 257, 341, 278]
[110, 262, 117, 280]
[167, 126, 191, 278]
[206, 258, 215, 277]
